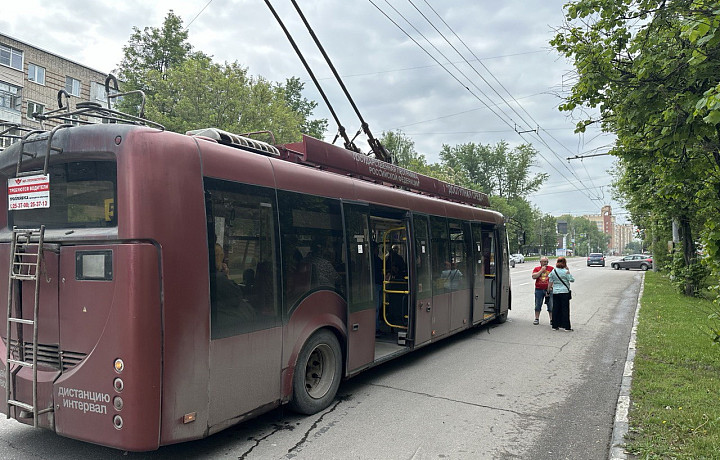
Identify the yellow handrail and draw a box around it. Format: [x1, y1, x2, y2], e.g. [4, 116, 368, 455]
[381, 227, 408, 330]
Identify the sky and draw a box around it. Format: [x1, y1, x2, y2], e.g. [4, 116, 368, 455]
[0, 0, 627, 223]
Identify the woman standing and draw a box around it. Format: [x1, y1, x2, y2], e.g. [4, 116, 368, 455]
[548, 256, 575, 331]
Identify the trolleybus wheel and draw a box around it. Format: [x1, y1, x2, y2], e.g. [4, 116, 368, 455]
[289, 329, 342, 415]
[495, 311, 508, 324]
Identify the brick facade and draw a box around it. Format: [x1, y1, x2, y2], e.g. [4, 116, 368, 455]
[0, 33, 108, 140]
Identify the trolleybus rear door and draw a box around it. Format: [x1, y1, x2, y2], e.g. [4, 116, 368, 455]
[479, 225, 500, 322]
[471, 223, 486, 325]
[498, 224, 510, 314]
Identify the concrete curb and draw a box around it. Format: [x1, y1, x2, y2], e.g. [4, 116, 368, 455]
[609, 273, 644, 460]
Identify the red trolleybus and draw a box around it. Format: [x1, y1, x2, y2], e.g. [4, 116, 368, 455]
[0, 98, 510, 451]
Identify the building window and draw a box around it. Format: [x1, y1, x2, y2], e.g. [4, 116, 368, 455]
[0, 127, 21, 149]
[0, 44, 23, 70]
[27, 101, 44, 120]
[65, 76, 81, 97]
[27, 64, 45, 85]
[90, 81, 107, 103]
[0, 81, 22, 111]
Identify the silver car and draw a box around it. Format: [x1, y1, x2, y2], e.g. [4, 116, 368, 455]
[611, 254, 653, 271]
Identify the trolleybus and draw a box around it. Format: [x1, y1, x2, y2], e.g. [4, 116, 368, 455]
[0, 86, 510, 451]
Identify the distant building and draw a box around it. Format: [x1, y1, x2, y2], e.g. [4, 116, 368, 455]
[583, 205, 635, 255]
[0, 33, 109, 148]
[614, 222, 635, 255]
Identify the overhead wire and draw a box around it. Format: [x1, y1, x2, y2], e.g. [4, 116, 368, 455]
[368, 0, 519, 133]
[412, 0, 604, 201]
[263, 0, 358, 152]
[289, 0, 391, 162]
[410, 0, 534, 132]
[375, 0, 605, 203]
[185, 0, 214, 29]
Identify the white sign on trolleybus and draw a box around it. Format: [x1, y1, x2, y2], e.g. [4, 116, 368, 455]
[7, 174, 50, 210]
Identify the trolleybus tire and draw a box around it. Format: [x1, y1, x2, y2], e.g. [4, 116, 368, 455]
[495, 311, 508, 323]
[289, 329, 342, 415]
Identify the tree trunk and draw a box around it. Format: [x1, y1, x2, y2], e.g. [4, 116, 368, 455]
[680, 217, 696, 297]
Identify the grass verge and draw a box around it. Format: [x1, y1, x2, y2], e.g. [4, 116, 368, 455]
[626, 271, 720, 459]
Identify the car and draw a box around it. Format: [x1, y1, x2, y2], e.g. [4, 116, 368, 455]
[510, 258, 516, 268]
[511, 253, 525, 264]
[611, 254, 653, 271]
[587, 253, 605, 266]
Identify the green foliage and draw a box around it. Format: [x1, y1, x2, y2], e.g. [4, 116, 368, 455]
[625, 240, 643, 253]
[380, 130, 467, 183]
[490, 195, 538, 253]
[438, 141, 547, 199]
[118, 11, 199, 95]
[282, 77, 328, 139]
[670, 249, 709, 297]
[552, 0, 720, 297]
[555, 214, 609, 256]
[379, 130, 545, 253]
[116, 10, 327, 143]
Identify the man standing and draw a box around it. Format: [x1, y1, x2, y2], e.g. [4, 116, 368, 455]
[531, 257, 553, 325]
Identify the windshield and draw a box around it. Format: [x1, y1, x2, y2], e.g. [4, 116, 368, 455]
[9, 160, 117, 229]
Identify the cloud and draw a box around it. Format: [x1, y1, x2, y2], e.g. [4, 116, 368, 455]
[0, 0, 624, 221]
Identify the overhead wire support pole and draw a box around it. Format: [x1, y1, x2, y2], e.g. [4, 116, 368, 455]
[289, 0, 391, 163]
[263, 0, 358, 153]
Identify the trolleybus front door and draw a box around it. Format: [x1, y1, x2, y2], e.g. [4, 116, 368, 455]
[343, 203, 375, 373]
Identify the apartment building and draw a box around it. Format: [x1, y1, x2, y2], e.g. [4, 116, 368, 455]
[584, 205, 636, 254]
[0, 33, 109, 148]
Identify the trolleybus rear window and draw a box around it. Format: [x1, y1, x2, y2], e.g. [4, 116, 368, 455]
[9, 161, 117, 229]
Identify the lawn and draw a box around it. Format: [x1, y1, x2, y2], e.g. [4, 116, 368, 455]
[626, 271, 720, 459]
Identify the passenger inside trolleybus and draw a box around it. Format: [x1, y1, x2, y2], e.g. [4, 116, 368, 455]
[381, 241, 409, 330]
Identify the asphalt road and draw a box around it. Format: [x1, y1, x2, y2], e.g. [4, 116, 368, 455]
[0, 257, 642, 459]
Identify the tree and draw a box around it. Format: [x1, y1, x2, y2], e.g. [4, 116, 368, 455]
[281, 77, 327, 139]
[118, 11, 200, 95]
[142, 57, 308, 143]
[533, 214, 558, 256]
[116, 11, 327, 144]
[491, 196, 538, 254]
[438, 141, 547, 199]
[555, 215, 609, 257]
[551, 0, 720, 295]
[380, 130, 464, 183]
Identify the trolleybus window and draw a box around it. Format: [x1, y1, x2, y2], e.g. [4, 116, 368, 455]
[447, 220, 469, 291]
[205, 178, 280, 339]
[9, 160, 117, 229]
[430, 216, 450, 294]
[278, 190, 345, 312]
